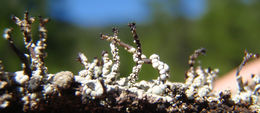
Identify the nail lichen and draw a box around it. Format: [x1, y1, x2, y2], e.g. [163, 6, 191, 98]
[0, 12, 259, 113]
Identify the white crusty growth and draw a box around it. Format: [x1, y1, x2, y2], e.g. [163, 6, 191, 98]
[150, 54, 170, 84]
[232, 51, 260, 105]
[1, 13, 260, 112]
[52, 71, 74, 89]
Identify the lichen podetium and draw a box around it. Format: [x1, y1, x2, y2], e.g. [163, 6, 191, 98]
[0, 12, 259, 112]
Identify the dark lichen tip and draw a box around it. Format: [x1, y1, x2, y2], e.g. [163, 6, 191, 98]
[100, 33, 109, 40]
[39, 16, 50, 26]
[199, 48, 206, 54]
[24, 11, 29, 19]
[195, 48, 206, 55]
[11, 15, 17, 21]
[93, 56, 98, 59]
[188, 48, 207, 67]
[99, 33, 103, 38]
[128, 22, 136, 27]
[112, 27, 118, 33]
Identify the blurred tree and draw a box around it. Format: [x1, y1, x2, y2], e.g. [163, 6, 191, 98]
[193, 0, 260, 77]
[1, 0, 260, 83]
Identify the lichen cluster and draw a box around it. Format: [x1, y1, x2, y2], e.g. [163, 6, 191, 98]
[0, 12, 259, 112]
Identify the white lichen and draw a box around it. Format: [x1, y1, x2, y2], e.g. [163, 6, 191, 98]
[52, 71, 74, 89]
[149, 54, 170, 84]
[82, 79, 104, 98]
[0, 13, 259, 112]
[0, 81, 7, 89]
[0, 94, 12, 108]
[14, 71, 29, 85]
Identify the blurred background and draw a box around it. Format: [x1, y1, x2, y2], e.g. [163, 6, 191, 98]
[0, 0, 260, 82]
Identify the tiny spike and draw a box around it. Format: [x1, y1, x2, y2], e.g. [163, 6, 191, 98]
[185, 48, 206, 79]
[112, 27, 119, 37]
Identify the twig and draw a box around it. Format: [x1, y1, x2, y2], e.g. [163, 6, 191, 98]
[185, 48, 206, 79]
[128, 23, 142, 60]
[11, 11, 35, 49]
[100, 31, 151, 64]
[3, 28, 32, 76]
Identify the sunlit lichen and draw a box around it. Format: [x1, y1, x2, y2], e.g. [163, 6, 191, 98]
[0, 12, 259, 113]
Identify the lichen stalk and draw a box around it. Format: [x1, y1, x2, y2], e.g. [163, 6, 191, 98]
[0, 12, 259, 112]
[236, 50, 259, 92]
[3, 28, 32, 76]
[128, 23, 144, 84]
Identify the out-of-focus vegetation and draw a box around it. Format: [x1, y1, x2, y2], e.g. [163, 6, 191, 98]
[1, 0, 260, 82]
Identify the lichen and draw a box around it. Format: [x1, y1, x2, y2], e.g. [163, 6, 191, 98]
[0, 12, 259, 113]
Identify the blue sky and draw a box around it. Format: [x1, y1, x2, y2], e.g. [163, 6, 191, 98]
[48, 0, 206, 27]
